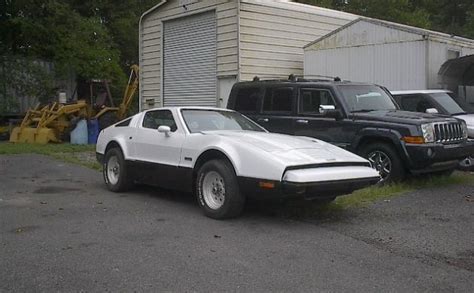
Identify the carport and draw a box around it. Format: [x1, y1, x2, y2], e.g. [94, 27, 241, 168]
[439, 54, 474, 105]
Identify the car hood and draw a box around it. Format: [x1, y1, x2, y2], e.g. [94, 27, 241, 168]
[453, 113, 474, 138]
[352, 110, 454, 125]
[201, 131, 369, 166]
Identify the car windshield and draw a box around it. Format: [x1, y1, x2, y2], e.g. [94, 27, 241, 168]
[430, 92, 466, 115]
[181, 109, 265, 133]
[339, 85, 398, 112]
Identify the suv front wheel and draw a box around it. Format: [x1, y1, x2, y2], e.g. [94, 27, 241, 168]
[360, 142, 405, 183]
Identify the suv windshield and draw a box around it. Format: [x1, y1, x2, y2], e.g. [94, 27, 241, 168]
[181, 109, 265, 133]
[339, 85, 398, 112]
[430, 92, 466, 115]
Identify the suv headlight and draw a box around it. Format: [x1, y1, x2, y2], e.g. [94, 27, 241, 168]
[421, 123, 435, 143]
[461, 120, 468, 139]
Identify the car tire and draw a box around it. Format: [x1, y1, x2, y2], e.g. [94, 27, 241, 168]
[360, 142, 405, 183]
[103, 147, 134, 192]
[196, 159, 245, 219]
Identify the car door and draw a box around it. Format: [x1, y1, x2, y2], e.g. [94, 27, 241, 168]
[132, 109, 185, 167]
[294, 87, 350, 148]
[256, 86, 296, 134]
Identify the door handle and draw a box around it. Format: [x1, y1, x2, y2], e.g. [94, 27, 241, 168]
[258, 118, 269, 123]
[296, 119, 309, 124]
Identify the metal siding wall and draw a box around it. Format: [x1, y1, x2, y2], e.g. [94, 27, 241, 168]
[139, 0, 238, 110]
[163, 11, 217, 106]
[239, 0, 356, 80]
[305, 41, 426, 90]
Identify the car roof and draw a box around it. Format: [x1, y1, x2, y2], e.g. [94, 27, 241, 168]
[391, 90, 452, 95]
[144, 106, 234, 112]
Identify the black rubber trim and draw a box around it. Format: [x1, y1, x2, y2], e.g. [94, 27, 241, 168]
[284, 161, 370, 172]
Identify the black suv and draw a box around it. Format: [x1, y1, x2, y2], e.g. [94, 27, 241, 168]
[227, 78, 474, 182]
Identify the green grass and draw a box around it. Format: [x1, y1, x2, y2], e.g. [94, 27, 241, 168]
[0, 142, 101, 170]
[331, 173, 473, 210]
[278, 172, 474, 218]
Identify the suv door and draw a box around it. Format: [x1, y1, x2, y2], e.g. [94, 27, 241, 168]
[257, 86, 296, 134]
[295, 87, 351, 148]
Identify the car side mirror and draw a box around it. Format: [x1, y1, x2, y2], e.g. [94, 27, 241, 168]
[425, 108, 439, 114]
[319, 105, 342, 119]
[157, 125, 171, 137]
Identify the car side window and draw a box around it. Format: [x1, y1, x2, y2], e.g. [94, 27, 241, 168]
[262, 87, 294, 113]
[400, 95, 435, 113]
[299, 88, 336, 114]
[142, 110, 177, 131]
[234, 87, 260, 113]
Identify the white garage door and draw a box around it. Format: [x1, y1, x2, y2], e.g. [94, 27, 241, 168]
[163, 11, 217, 106]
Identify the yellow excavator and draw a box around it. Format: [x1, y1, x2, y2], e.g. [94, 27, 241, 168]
[9, 65, 139, 144]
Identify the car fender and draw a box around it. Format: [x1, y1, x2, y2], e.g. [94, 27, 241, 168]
[190, 137, 286, 181]
[96, 127, 134, 160]
[352, 127, 410, 161]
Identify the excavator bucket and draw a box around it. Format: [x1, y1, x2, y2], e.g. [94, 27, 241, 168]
[9, 127, 60, 144]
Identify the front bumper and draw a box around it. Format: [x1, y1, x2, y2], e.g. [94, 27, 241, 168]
[238, 176, 379, 200]
[404, 140, 474, 172]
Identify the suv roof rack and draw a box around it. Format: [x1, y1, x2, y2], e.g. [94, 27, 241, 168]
[251, 74, 346, 83]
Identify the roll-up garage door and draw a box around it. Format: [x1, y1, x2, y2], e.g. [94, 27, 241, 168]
[163, 11, 217, 106]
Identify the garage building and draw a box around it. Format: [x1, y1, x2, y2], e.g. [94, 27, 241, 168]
[139, 0, 356, 110]
[304, 18, 474, 96]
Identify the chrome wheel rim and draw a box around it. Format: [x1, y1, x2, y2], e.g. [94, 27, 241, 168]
[106, 155, 120, 185]
[202, 171, 225, 210]
[368, 150, 392, 181]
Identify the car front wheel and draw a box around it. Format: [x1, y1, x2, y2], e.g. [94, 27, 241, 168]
[196, 159, 245, 219]
[103, 147, 134, 192]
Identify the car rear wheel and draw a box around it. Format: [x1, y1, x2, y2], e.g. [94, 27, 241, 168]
[103, 148, 134, 192]
[360, 142, 405, 183]
[196, 159, 245, 219]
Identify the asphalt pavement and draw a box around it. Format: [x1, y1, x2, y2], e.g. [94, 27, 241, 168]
[1, 154, 473, 292]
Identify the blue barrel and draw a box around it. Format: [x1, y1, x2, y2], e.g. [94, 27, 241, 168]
[87, 119, 99, 144]
[70, 119, 88, 145]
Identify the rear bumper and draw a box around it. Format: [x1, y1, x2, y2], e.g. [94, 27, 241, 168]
[96, 152, 104, 164]
[238, 176, 379, 200]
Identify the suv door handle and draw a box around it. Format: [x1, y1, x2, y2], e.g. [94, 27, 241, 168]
[258, 118, 269, 123]
[296, 119, 309, 124]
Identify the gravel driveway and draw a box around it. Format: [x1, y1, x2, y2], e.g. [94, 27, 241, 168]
[1, 154, 473, 292]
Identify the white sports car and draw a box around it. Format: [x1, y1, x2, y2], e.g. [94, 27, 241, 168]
[96, 107, 379, 219]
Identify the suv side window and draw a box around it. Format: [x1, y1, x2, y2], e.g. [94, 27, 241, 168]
[399, 94, 434, 113]
[234, 87, 260, 113]
[299, 88, 336, 114]
[263, 87, 294, 113]
[142, 110, 177, 131]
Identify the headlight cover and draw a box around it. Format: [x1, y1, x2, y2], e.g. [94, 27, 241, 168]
[461, 120, 468, 139]
[421, 123, 435, 143]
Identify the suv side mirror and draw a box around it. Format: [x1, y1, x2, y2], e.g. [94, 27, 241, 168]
[319, 105, 342, 119]
[158, 125, 171, 136]
[425, 108, 439, 114]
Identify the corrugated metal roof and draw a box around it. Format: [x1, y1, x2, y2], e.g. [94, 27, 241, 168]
[305, 18, 474, 49]
[304, 17, 474, 49]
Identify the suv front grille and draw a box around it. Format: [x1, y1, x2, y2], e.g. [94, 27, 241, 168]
[434, 122, 464, 143]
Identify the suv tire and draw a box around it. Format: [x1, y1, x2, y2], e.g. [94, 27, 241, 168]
[360, 142, 405, 183]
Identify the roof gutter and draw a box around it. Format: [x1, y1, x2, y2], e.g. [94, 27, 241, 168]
[138, 0, 167, 112]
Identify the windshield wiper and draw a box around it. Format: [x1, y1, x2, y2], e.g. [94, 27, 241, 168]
[451, 112, 467, 115]
[351, 109, 376, 113]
